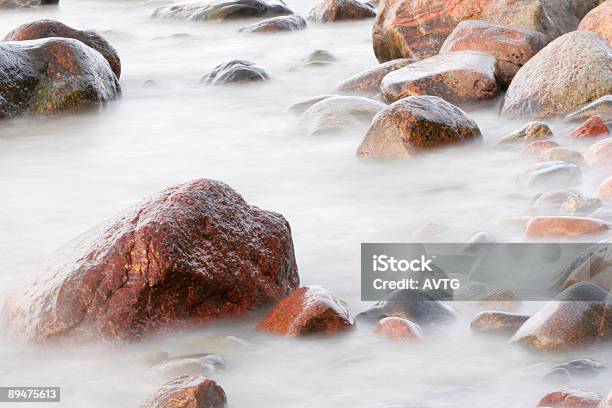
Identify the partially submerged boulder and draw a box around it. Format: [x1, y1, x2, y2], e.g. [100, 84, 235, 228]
[502, 31, 612, 119]
[522, 140, 560, 156]
[299, 96, 384, 135]
[0, 38, 120, 120]
[595, 175, 612, 204]
[525, 216, 608, 238]
[585, 138, 612, 171]
[497, 121, 553, 144]
[152, 0, 293, 21]
[257, 286, 354, 336]
[470, 311, 529, 336]
[142, 375, 227, 408]
[517, 161, 582, 190]
[336, 58, 414, 96]
[1, 179, 299, 342]
[380, 51, 498, 105]
[541, 148, 586, 168]
[357, 96, 482, 158]
[578, 0, 612, 45]
[308, 0, 376, 23]
[3, 20, 122, 78]
[537, 389, 602, 408]
[201, 60, 269, 85]
[569, 116, 610, 139]
[374, 317, 424, 341]
[238, 14, 306, 33]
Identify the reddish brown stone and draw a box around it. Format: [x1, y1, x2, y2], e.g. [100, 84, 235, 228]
[381, 51, 498, 105]
[374, 317, 423, 341]
[525, 216, 608, 238]
[522, 140, 560, 156]
[578, 0, 612, 46]
[440, 20, 549, 87]
[4, 19, 121, 78]
[357, 95, 482, 158]
[471, 311, 529, 336]
[595, 175, 612, 204]
[142, 375, 227, 408]
[537, 389, 602, 408]
[1, 179, 299, 342]
[337, 58, 414, 96]
[257, 286, 354, 336]
[308, 0, 376, 22]
[585, 138, 612, 171]
[569, 116, 610, 138]
[238, 14, 307, 33]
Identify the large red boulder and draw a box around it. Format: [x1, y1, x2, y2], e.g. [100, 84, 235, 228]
[142, 375, 227, 408]
[578, 0, 612, 45]
[1, 179, 299, 342]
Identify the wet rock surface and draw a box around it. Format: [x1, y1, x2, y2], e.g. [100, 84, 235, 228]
[537, 388, 603, 408]
[238, 14, 306, 33]
[308, 0, 376, 23]
[257, 286, 355, 336]
[470, 311, 529, 336]
[142, 375, 227, 408]
[525, 216, 608, 238]
[201, 60, 269, 85]
[299, 95, 384, 135]
[502, 31, 612, 119]
[0, 38, 120, 120]
[152, 0, 293, 21]
[439, 20, 549, 87]
[498, 121, 553, 144]
[336, 58, 414, 96]
[374, 317, 423, 341]
[544, 359, 607, 383]
[4, 19, 122, 78]
[380, 51, 498, 105]
[357, 95, 482, 158]
[555, 242, 612, 291]
[569, 116, 610, 139]
[578, 0, 612, 45]
[1, 179, 299, 342]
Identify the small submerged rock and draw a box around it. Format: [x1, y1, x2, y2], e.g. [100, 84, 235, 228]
[238, 14, 306, 33]
[150, 354, 225, 379]
[497, 121, 553, 145]
[299, 96, 384, 135]
[470, 311, 529, 336]
[336, 58, 414, 96]
[543, 359, 606, 384]
[540, 148, 586, 168]
[537, 388, 602, 408]
[201, 60, 269, 85]
[525, 216, 608, 238]
[560, 194, 602, 216]
[565, 96, 612, 122]
[142, 375, 227, 408]
[517, 161, 582, 190]
[288, 94, 337, 115]
[257, 286, 354, 336]
[185, 334, 251, 355]
[476, 288, 522, 311]
[307, 0, 376, 23]
[585, 138, 612, 172]
[357, 95, 482, 158]
[578, 0, 612, 46]
[595, 176, 612, 204]
[4, 19, 122, 78]
[522, 140, 560, 156]
[374, 317, 423, 341]
[380, 51, 498, 105]
[569, 116, 610, 139]
[152, 0, 293, 21]
[301, 49, 336, 66]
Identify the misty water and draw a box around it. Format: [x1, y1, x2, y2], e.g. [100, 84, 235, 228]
[0, 0, 611, 407]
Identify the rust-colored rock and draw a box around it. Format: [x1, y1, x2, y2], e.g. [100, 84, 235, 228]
[439, 20, 549, 87]
[357, 95, 482, 158]
[537, 389, 603, 408]
[1, 179, 299, 342]
[585, 138, 612, 171]
[502, 31, 612, 119]
[595, 175, 612, 204]
[374, 316, 423, 341]
[380, 51, 498, 105]
[257, 286, 354, 336]
[522, 141, 560, 156]
[511, 282, 612, 351]
[578, 0, 612, 45]
[308, 0, 376, 22]
[4, 20, 122, 78]
[569, 116, 610, 139]
[337, 58, 414, 96]
[142, 375, 227, 408]
[238, 14, 307, 33]
[525, 216, 608, 238]
[0, 38, 120, 120]
[470, 311, 529, 336]
[200, 60, 269, 85]
[499, 121, 554, 144]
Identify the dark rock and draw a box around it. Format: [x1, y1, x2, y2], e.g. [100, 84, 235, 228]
[537, 388, 602, 407]
[152, 0, 293, 21]
[0, 38, 120, 120]
[578, 0, 612, 46]
[497, 121, 553, 144]
[0, 0, 57, 8]
[544, 359, 606, 383]
[337, 58, 414, 96]
[4, 20, 122, 78]
[302, 49, 336, 66]
[517, 161, 582, 190]
[502, 31, 612, 119]
[357, 95, 482, 158]
[238, 14, 306, 33]
[380, 51, 498, 105]
[470, 311, 529, 336]
[201, 60, 269, 85]
[308, 0, 376, 23]
[299, 96, 384, 135]
[257, 286, 355, 336]
[1, 179, 299, 342]
[439, 20, 549, 87]
[565, 96, 612, 122]
[142, 375, 227, 408]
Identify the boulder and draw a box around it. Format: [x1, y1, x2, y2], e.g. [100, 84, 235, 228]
[1, 179, 299, 342]
[257, 286, 354, 336]
[565, 96, 612, 122]
[301, 49, 336, 66]
[578, 0, 612, 45]
[299, 96, 384, 136]
[569, 115, 610, 139]
[517, 161, 582, 190]
[142, 375, 227, 408]
[595, 175, 612, 204]
[308, 0, 376, 23]
[200, 60, 269, 85]
[288, 95, 337, 115]
[537, 389, 602, 408]
[152, 0, 293, 21]
[470, 311, 529, 336]
[498, 121, 553, 144]
[522, 140, 560, 156]
[238, 14, 307, 33]
[585, 138, 612, 171]
[336, 58, 414, 96]
[511, 282, 612, 350]
[439, 20, 549, 87]
[540, 148, 586, 167]
[525, 216, 608, 237]
[357, 95, 482, 158]
[0, 0, 57, 7]
[502, 31, 612, 119]
[3, 20, 121, 78]
[374, 317, 423, 341]
[0, 38, 120, 120]
[380, 51, 498, 105]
